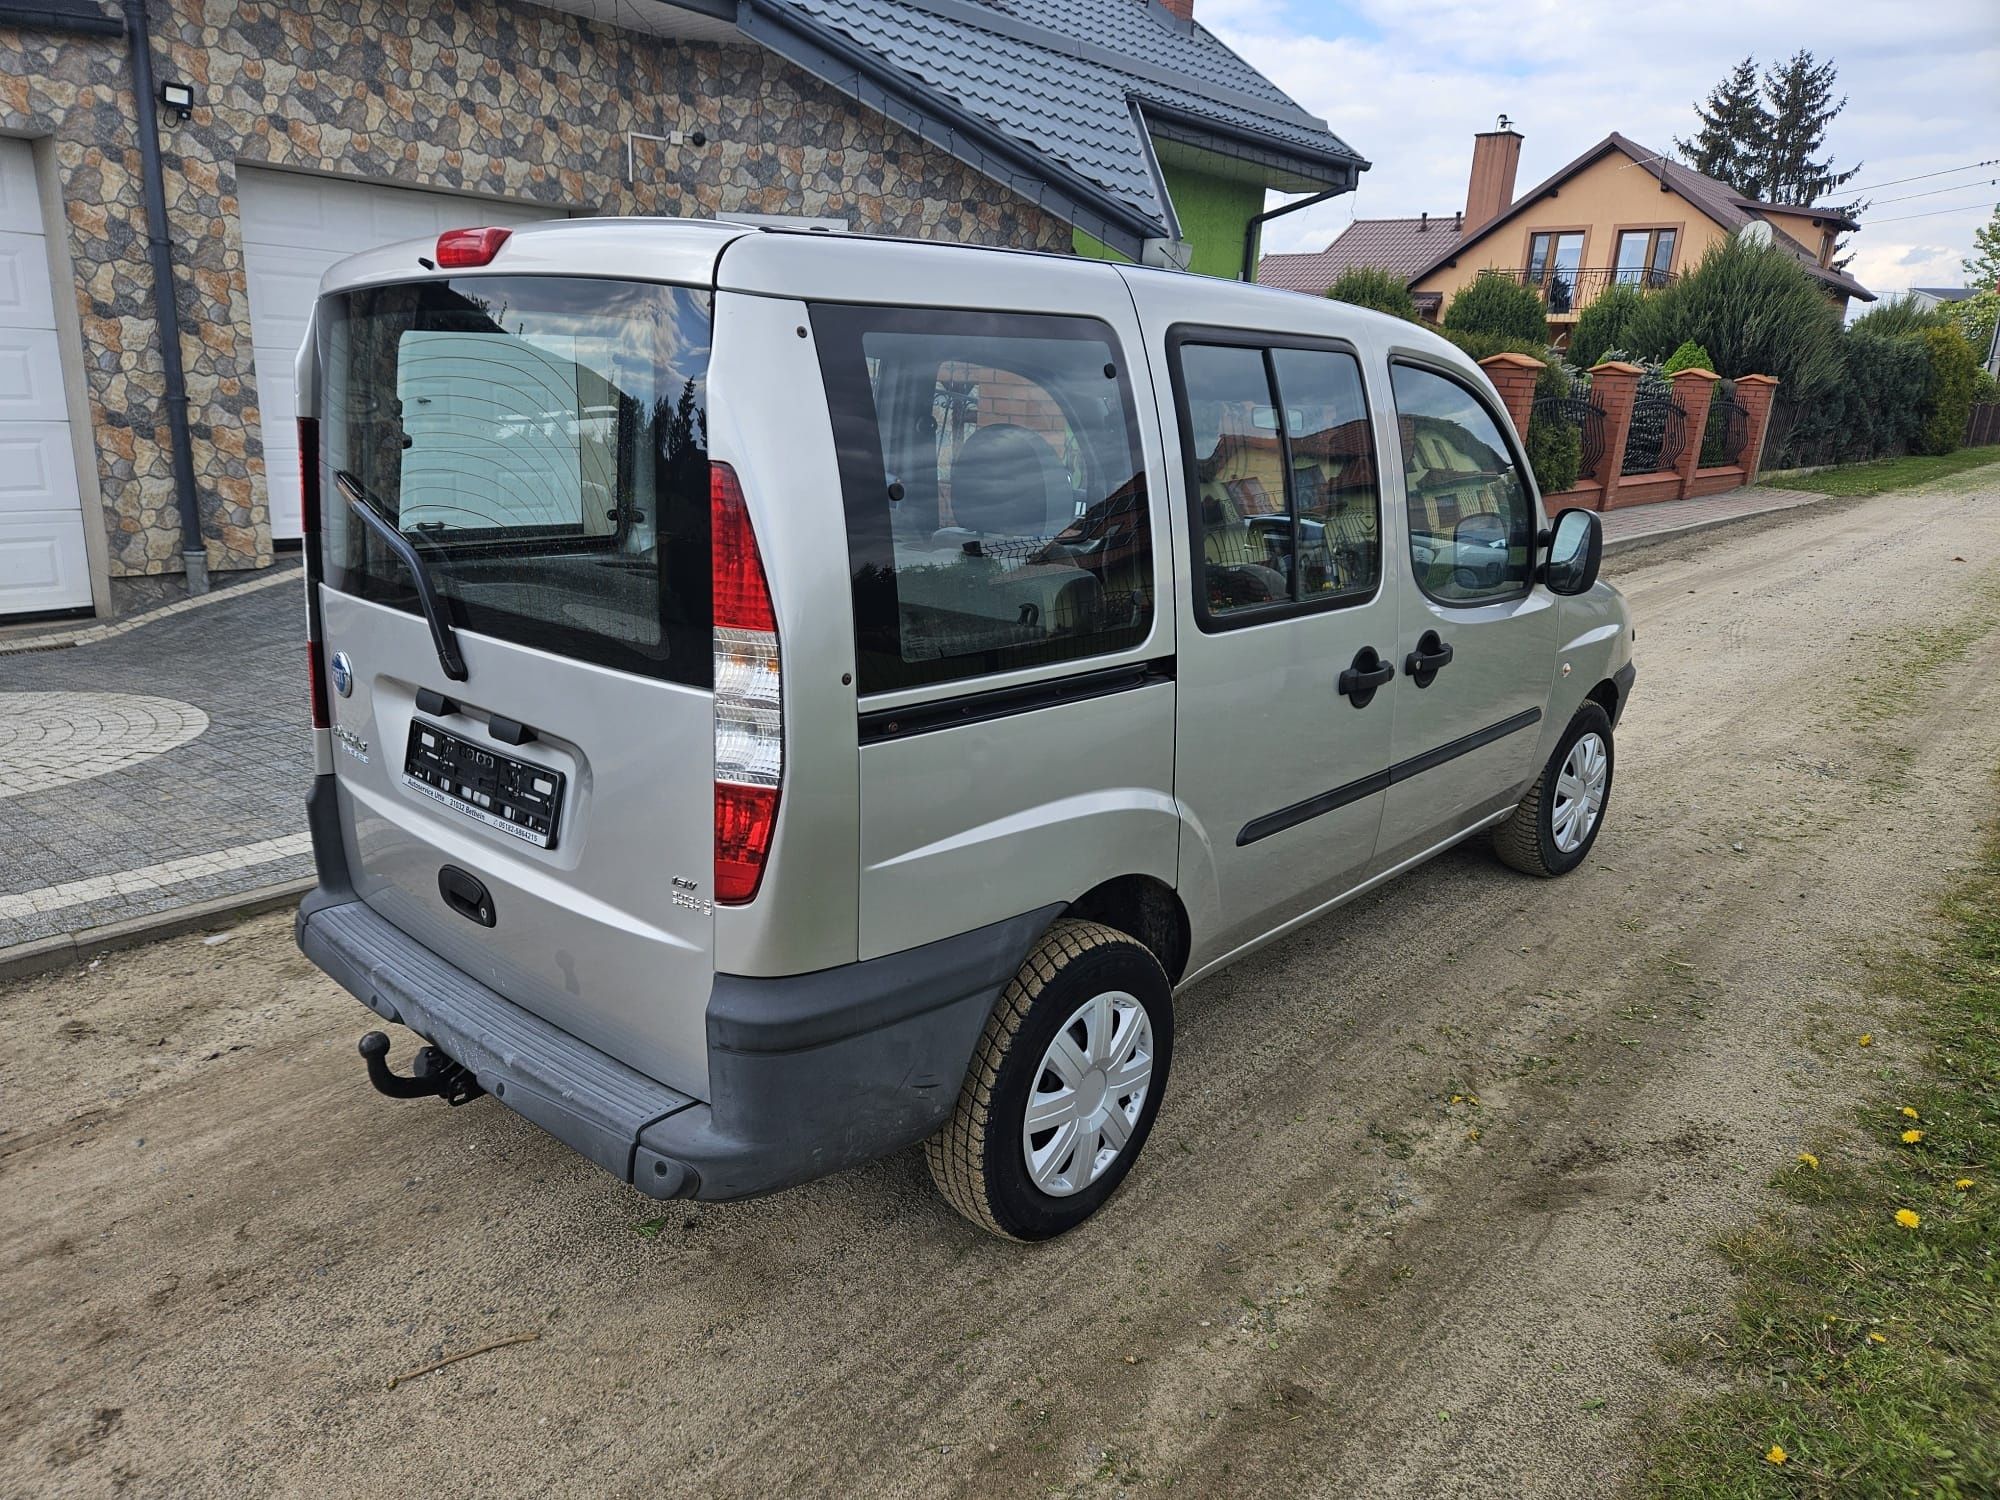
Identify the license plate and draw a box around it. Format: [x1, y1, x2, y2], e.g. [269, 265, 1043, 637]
[402, 720, 565, 850]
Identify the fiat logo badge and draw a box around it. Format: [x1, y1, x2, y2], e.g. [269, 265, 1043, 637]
[329, 651, 354, 698]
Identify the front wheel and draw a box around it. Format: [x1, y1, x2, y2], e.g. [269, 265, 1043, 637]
[1492, 702, 1614, 877]
[927, 920, 1173, 1241]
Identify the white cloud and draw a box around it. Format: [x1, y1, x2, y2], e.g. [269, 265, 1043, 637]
[1208, 0, 2000, 297]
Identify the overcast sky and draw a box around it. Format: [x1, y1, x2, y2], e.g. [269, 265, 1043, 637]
[1202, 0, 2000, 297]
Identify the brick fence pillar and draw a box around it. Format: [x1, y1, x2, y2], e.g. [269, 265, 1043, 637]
[1669, 367, 1719, 499]
[1733, 374, 1782, 484]
[1478, 351, 1544, 446]
[1588, 361, 1643, 508]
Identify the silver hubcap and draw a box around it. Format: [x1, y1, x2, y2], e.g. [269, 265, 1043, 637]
[1022, 991, 1154, 1197]
[1552, 731, 1608, 853]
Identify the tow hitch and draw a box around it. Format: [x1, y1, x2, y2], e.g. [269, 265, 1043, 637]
[358, 1031, 485, 1107]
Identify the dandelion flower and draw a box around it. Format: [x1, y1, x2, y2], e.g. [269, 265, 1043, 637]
[1900, 1106, 1919, 1120]
[1797, 1151, 1820, 1170]
[1901, 1129, 1923, 1144]
[1858, 1033, 1873, 1046]
[1867, 1332, 1886, 1344]
[1895, 1208, 1921, 1229]
[1954, 1178, 1975, 1191]
[1765, 1444, 1787, 1465]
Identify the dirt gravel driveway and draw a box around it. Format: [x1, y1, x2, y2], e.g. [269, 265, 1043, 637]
[5, 477, 1998, 1498]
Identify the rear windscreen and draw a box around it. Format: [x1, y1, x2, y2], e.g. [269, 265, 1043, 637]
[318, 276, 712, 683]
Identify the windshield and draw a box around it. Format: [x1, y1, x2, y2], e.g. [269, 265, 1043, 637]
[318, 276, 712, 683]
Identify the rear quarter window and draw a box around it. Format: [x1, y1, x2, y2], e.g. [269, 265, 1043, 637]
[811, 305, 1156, 694]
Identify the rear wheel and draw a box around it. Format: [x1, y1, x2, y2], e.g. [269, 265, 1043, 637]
[1492, 702, 1614, 877]
[927, 920, 1173, 1241]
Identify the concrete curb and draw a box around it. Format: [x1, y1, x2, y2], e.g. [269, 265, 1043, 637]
[0, 876, 314, 985]
[1602, 491, 1835, 557]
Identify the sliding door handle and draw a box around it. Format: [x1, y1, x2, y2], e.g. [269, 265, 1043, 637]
[1404, 630, 1454, 688]
[1338, 647, 1394, 708]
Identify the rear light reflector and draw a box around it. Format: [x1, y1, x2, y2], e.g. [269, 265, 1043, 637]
[435, 226, 512, 269]
[710, 462, 780, 904]
[298, 417, 321, 537]
[307, 642, 330, 729]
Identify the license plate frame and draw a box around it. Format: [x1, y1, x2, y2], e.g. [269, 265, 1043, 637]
[402, 719, 565, 850]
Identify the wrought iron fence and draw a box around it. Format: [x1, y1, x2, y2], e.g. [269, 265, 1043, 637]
[1621, 377, 1689, 476]
[1529, 375, 1607, 486]
[1479, 266, 1678, 317]
[1702, 388, 1749, 468]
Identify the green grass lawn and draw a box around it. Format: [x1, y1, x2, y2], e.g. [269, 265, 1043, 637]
[1637, 792, 2000, 1497]
[1765, 446, 2000, 497]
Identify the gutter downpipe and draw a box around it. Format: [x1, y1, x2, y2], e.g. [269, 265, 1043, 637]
[1241, 188, 1340, 283]
[122, 0, 208, 595]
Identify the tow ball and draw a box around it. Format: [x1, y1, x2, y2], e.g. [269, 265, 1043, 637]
[357, 1031, 485, 1107]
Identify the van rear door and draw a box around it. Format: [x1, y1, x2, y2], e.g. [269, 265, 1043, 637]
[307, 272, 719, 1099]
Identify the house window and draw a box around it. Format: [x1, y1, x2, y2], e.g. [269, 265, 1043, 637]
[1613, 228, 1676, 287]
[1526, 231, 1585, 310]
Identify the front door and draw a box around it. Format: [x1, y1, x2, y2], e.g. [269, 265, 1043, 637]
[1166, 334, 1400, 966]
[1375, 359, 1555, 871]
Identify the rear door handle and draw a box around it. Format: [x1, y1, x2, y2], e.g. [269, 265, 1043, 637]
[1404, 630, 1454, 687]
[1337, 646, 1394, 708]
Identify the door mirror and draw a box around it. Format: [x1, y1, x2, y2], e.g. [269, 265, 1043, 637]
[1543, 507, 1602, 595]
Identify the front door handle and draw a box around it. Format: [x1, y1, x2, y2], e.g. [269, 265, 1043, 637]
[1337, 646, 1394, 708]
[1405, 630, 1454, 688]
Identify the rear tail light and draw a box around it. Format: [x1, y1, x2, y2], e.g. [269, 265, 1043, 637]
[300, 417, 330, 729]
[710, 462, 780, 904]
[435, 226, 512, 269]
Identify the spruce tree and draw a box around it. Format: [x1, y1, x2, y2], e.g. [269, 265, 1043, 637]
[1755, 51, 1861, 207]
[1676, 58, 1763, 196]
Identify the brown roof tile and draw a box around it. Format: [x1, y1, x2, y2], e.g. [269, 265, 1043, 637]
[1258, 215, 1465, 294]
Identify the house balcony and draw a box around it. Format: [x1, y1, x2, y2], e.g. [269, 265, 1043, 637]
[1477, 265, 1678, 319]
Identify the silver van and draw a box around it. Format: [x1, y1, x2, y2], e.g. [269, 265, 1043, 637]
[294, 220, 1634, 1240]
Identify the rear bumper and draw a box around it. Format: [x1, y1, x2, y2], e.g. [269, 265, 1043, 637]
[297, 777, 1059, 1200]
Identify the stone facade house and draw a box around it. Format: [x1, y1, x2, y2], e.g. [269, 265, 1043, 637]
[0, 0, 1361, 620]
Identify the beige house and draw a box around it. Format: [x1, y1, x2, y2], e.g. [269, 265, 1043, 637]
[1263, 125, 1873, 340]
[1405, 129, 1872, 338]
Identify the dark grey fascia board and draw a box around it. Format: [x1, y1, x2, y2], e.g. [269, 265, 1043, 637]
[0, 1, 123, 35]
[1145, 105, 1368, 189]
[892, 0, 1336, 137]
[736, 0, 1166, 258]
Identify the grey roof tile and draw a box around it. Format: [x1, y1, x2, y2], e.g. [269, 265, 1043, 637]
[770, 0, 1362, 234]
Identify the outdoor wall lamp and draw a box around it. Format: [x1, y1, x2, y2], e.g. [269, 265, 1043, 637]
[159, 81, 194, 121]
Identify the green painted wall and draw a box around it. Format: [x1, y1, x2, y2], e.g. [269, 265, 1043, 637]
[1069, 162, 1268, 279]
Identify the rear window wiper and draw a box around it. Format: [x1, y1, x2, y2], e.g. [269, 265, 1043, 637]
[333, 469, 469, 682]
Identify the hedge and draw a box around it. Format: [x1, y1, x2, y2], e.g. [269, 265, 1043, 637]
[1442, 274, 1549, 344]
[1325, 267, 1417, 320]
[1568, 284, 1645, 369]
[1913, 325, 1979, 456]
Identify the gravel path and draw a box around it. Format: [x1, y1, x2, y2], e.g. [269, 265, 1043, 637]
[2, 476, 1996, 1498]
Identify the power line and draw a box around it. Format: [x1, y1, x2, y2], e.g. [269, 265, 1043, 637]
[1843, 157, 1999, 195]
[1869, 177, 2000, 208]
[1858, 200, 1999, 227]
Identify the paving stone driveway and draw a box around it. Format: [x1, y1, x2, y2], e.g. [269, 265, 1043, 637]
[0, 567, 312, 949]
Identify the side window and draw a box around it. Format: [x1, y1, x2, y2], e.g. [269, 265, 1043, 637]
[1177, 341, 1380, 622]
[1390, 363, 1535, 605]
[814, 307, 1154, 693]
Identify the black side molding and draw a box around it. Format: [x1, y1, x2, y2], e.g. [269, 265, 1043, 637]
[859, 657, 1174, 744]
[1238, 707, 1543, 846]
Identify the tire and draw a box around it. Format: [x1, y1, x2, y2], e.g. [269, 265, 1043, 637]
[1492, 701, 1614, 878]
[926, 919, 1173, 1241]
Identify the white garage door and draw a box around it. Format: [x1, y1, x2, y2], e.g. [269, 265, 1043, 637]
[238, 170, 563, 540]
[0, 138, 92, 617]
